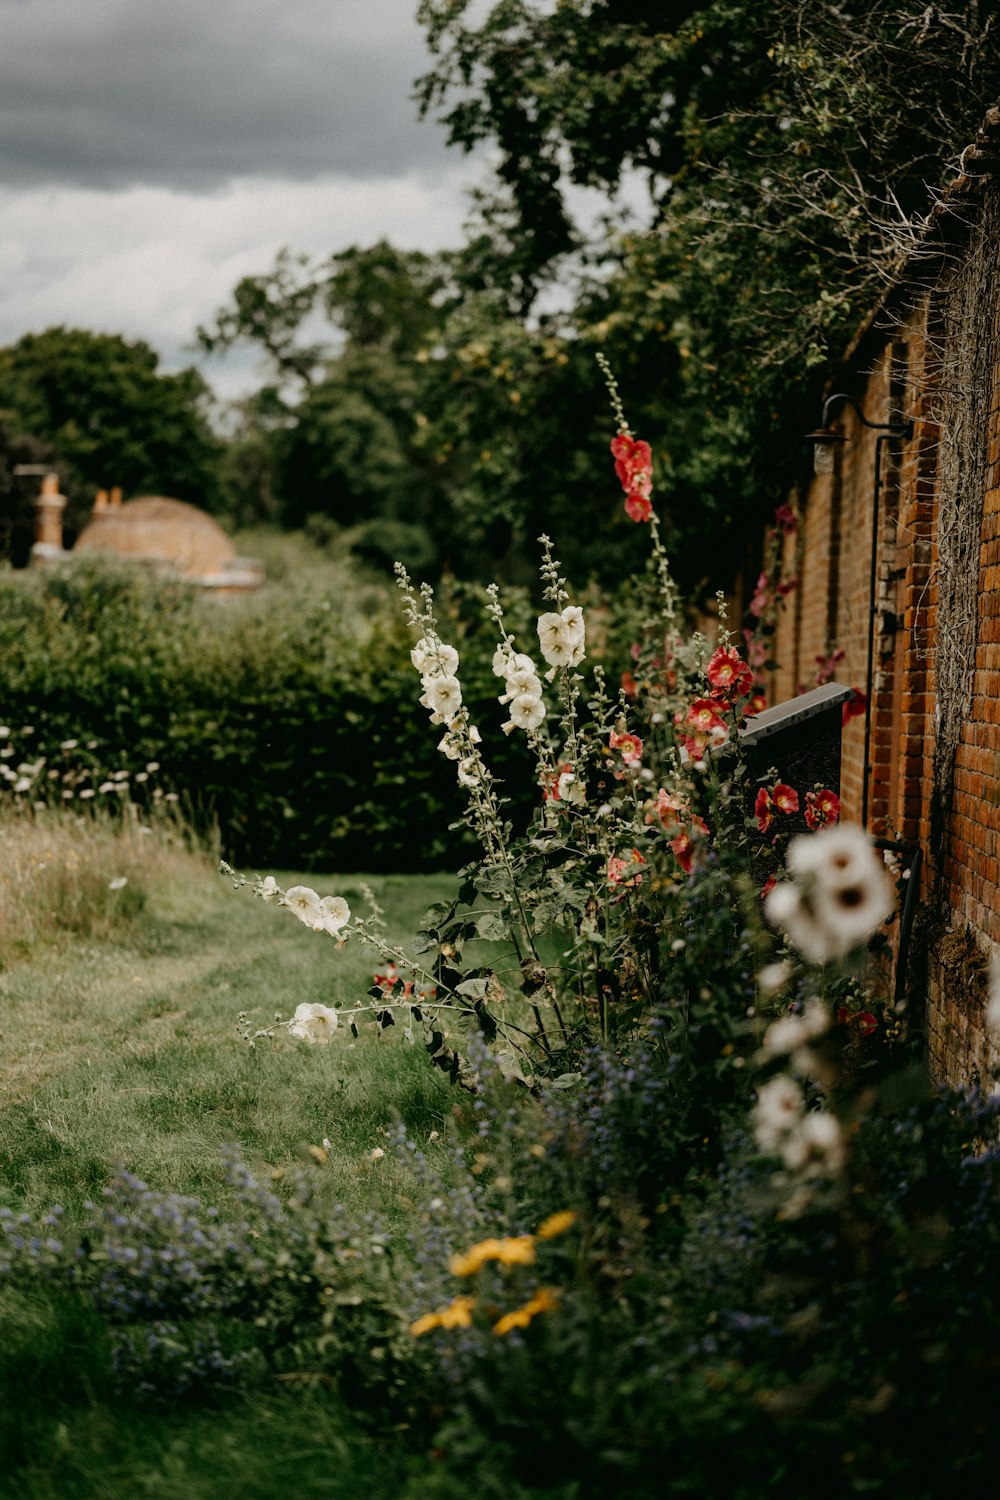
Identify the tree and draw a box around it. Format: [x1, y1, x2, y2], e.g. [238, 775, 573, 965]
[416, 1, 1000, 593]
[0, 327, 222, 539]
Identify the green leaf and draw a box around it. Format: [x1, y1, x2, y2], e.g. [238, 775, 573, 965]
[475, 912, 508, 942]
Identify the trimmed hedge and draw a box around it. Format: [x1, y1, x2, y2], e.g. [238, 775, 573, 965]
[0, 556, 538, 871]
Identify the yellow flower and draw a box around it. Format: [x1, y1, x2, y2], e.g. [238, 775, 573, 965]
[449, 1235, 536, 1277]
[536, 1210, 576, 1241]
[492, 1287, 560, 1338]
[409, 1296, 476, 1338]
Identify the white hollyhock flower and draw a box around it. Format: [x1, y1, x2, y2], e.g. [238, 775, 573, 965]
[761, 999, 829, 1056]
[780, 1111, 846, 1177]
[289, 1002, 339, 1044]
[560, 605, 586, 649]
[752, 1074, 804, 1153]
[507, 693, 546, 732]
[500, 666, 543, 703]
[537, 607, 586, 668]
[757, 960, 793, 996]
[457, 757, 481, 788]
[318, 895, 351, 935]
[537, 610, 570, 654]
[259, 875, 279, 902]
[411, 636, 458, 676]
[284, 885, 322, 927]
[763, 883, 833, 965]
[420, 675, 463, 721]
[437, 731, 462, 760]
[766, 824, 892, 965]
[557, 770, 587, 806]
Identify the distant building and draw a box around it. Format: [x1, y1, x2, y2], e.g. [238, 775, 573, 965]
[30, 477, 263, 593]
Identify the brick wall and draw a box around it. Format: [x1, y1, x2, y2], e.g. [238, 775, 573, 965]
[768, 168, 1000, 1087]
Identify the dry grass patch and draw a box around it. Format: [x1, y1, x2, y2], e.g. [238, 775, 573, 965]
[0, 806, 209, 964]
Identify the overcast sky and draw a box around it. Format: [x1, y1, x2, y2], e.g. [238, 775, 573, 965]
[0, 0, 483, 400]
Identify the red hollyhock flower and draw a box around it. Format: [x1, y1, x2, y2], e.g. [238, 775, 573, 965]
[624, 490, 653, 523]
[743, 692, 767, 717]
[706, 645, 753, 701]
[687, 699, 725, 734]
[772, 783, 799, 815]
[774, 503, 798, 534]
[760, 874, 776, 898]
[843, 688, 867, 724]
[621, 669, 639, 699]
[671, 830, 694, 873]
[670, 814, 708, 874]
[837, 1006, 877, 1035]
[805, 788, 841, 829]
[646, 787, 686, 828]
[755, 786, 773, 832]
[611, 435, 653, 490]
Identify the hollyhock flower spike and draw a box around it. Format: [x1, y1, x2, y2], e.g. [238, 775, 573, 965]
[610, 433, 655, 522]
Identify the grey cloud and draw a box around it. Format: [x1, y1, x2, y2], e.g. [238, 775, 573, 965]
[0, 0, 452, 188]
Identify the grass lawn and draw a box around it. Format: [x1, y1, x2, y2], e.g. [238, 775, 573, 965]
[0, 840, 467, 1498]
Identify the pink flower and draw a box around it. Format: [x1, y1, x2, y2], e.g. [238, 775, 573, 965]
[621, 669, 639, 699]
[774, 503, 798, 534]
[749, 572, 771, 618]
[609, 729, 643, 764]
[646, 787, 686, 828]
[743, 692, 767, 717]
[804, 788, 841, 829]
[624, 490, 653, 523]
[608, 849, 646, 888]
[814, 647, 845, 686]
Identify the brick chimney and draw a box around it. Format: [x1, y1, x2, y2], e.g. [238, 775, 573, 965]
[31, 473, 67, 564]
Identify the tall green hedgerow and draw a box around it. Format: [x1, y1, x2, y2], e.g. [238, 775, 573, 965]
[0, 553, 539, 871]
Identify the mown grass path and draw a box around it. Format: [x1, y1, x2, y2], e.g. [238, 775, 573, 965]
[0, 857, 464, 1500]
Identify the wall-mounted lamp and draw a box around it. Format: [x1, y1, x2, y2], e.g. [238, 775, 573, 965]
[805, 393, 913, 477]
[804, 393, 914, 831]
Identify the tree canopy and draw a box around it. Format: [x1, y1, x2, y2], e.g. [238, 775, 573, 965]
[0, 327, 222, 553]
